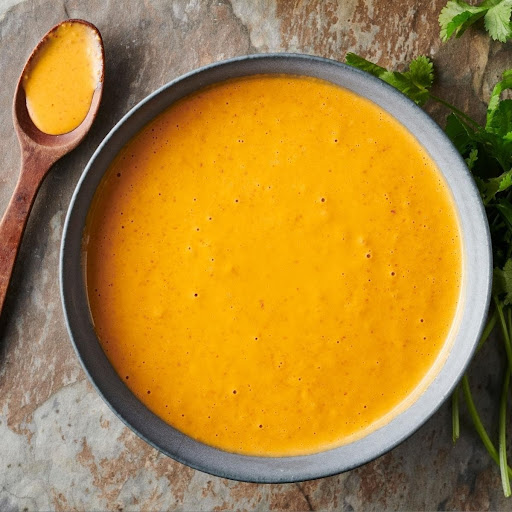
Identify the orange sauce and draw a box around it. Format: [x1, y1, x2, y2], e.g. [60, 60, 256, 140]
[84, 75, 462, 456]
[23, 22, 102, 135]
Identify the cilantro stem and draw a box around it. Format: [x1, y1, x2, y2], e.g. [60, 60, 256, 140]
[453, 310, 496, 443]
[452, 384, 460, 442]
[499, 367, 511, 497]
[494, 298, 512, 373]
[477, 309, 498, 352]
[461, 375, 512, 479]
[490, 210, 503, 227]
[428, 93, 480, 128]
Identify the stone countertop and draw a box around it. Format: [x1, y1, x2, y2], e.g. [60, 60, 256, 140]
[0, 1, 510, 510]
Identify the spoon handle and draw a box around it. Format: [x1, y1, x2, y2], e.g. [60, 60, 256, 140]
[0, 156, 51, 316]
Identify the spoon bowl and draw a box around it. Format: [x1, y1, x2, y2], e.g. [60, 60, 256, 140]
[13, 19, 104, 156]
[0, 19, 104, 314]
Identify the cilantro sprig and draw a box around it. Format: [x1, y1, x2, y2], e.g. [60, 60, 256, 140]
[345, 54, 434, 106]
[439, 0, 512, 42]
[346, 52, 512, 496]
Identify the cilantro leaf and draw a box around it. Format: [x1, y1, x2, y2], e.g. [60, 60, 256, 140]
[477, 129, 512, 175]
[476, 169, 512, 204]
[344, 53, 387, 77]
[484, 0, 512, 42]
[466, 148, 479, 169]
[439, 1, 487, 40]
[474, 176, 490, 203]
[487, 70, 512, 132]
[345, 54, 433, 106]
[493, 259, 512, 305]
[379, 72, 430, 106]
[496, 172, 512, 194]
[487, 99, 512, 138]
[407, 56, 435, 91]
[448, 114, 512, 201]
[482, 70, 512, 172]
[496, 198, 512, 232]
[439, 0, 512, 42]
[445, 113, 477, 153]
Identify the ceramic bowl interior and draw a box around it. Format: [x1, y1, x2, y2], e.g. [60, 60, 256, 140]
[60, 54, 492, 483]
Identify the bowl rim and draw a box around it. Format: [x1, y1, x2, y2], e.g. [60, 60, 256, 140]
[60, 53, 492, 483]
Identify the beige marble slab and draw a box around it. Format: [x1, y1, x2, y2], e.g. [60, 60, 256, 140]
[0, 0, 510, 510]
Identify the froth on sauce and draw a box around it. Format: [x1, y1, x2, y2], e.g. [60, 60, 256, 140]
[84, 75, 462, 456]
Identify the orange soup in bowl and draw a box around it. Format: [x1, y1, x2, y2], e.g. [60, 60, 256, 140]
[84, 75, 462, 456]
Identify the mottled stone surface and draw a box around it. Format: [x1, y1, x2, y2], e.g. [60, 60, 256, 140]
[0, 0, 510, 510]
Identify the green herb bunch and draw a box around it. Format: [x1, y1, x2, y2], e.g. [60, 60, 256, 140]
[346, 0, 512, 496]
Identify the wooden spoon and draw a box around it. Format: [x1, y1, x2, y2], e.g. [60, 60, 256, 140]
[0, 19, 104, 316]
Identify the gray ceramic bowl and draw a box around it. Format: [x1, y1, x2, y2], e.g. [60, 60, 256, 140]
[60, 54, 492, 483]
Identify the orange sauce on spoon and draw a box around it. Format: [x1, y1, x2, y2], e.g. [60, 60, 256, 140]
[23, 21, 102, 135]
